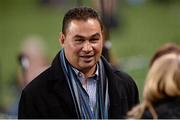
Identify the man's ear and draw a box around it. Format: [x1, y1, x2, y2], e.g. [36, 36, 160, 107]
[59, 32, 65, 47]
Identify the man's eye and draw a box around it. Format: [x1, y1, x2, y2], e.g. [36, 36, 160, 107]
[90, 38, 99, 42]
[75, 39, 84, 42]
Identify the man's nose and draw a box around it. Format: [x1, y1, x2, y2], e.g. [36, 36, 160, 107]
[82, 41, 93, 52]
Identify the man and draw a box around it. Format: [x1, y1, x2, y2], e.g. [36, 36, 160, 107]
[18, 7, 139, 119]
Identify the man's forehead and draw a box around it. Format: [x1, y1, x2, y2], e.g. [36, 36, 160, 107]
[68, 19, 101, 28]
[65, 19, 102, 35]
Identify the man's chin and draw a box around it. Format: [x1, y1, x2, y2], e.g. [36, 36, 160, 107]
[79, 63, 96, 70]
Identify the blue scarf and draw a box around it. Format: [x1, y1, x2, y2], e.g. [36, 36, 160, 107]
[59, 49, 109, 119]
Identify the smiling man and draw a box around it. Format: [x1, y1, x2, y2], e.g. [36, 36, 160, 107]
[18, 7, 139, 119]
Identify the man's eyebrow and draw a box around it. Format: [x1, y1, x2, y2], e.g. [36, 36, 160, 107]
[74, 35, 85, 38]
[91, 33, 100, 37]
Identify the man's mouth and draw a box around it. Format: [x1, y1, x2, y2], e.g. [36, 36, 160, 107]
[80, 55, 94, 62]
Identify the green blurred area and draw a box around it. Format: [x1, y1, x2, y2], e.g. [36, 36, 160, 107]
[0, 0, 180, 115]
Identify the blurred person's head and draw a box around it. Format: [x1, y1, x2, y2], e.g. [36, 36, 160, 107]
[144, 53, 180, 103]
[19, 35, 48, 66]
[59, 7, 104, 77]
[17, 35, 49, 88]
[127, 43, 180, 119]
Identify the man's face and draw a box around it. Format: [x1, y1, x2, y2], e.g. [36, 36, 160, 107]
[60, 18, 103, 73]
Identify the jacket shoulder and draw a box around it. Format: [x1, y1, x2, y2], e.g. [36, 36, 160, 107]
[22, 66, 54, 94]
[112, 66, 137, 89]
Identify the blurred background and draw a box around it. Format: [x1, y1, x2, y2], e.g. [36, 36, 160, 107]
[0, 0, 180, 118]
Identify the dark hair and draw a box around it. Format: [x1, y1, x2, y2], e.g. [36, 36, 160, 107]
[62, 6, 104, 35]
[150, 42, 180, 67]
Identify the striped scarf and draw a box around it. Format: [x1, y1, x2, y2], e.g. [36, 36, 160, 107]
[59, 49, 109, 119]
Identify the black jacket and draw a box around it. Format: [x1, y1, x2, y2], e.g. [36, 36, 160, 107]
[142, 96, 180, 119]
[18, 52, 139, 119]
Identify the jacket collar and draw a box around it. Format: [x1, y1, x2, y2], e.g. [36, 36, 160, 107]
[101, 56, 124, 118]
[50, 52, 78, 117]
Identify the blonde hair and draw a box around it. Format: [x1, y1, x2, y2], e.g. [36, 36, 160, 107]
[127, 53, 180, 119]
